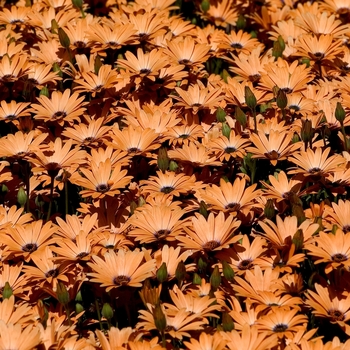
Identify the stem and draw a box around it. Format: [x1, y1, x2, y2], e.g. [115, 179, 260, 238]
[161, 331, 166, 348]
[64, 304, 72, 327]
[95, 298, 103, 331]
[252, 109, 257, 133]
[65, 180, 69, 217]
[46, 176, 55, 222]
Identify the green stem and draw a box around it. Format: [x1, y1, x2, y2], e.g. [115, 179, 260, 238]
[252, 109, 257, 133]
[161, 331, 166, 348]
[65, 180, 69, 217]
[95, 298, 103, 331]
[64, 304, 72, 327]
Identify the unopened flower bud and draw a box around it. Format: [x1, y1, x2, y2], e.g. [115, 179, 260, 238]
[156, 262, 168, 283]
[56, 281, 70, 306]
[332, 224, 338, 235]
[235, 106, 247, 128]
[264, 199, 275, 220]
[39, 86, 49, 97]
[301, 57, 310, 67]
[201, 0, 210, 13]
[292, 133, 300, 143]
[244, 86, 257, 110]
[153, 304, 166, 332]
[222, 311, 234, 332]
[216, 107, 226, 123]
[222, 122, 231, 139]
[37, 299, 48, 327]
[94, 55, 102, 75]
[75, 302, 84, 314]
[272, 40, 283, 59]
[301, 119, 313, 144]
[198, 257, 207, 272]
[102, 303, 114, 320]
[222, 260, 234, 282]
[2, 282, 12, 299]
[292, 229, 304, 251]
[335, 102, 346, 123]
[175, 261, 186, 283]
[221, 69, 230, 83]
[51, 19, 59, 34]
[236, 14, 246, 30]
[210, 265, 221, 290]
[169, 160, 178, 172]
[17, 186, 27, 208]
[277, 35, 285, 52]
[129, 200, 137, 216]
[276, 89, 287, 109]
[199, 200, 208, 218]
[58, 28, 70, 49]
[292, 205, 306, 226]
[72, 0, 83, 9]
[193, 273, 202, 285]
[157, 147, 170, 172]
[52, 62, 63, 77]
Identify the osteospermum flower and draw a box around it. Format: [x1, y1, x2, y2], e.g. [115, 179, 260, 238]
[178, 212, 242, 252]
[0, 100, 30, 121]
[306, 229, 350, 274]
[184, 332, 227, 350]
[88, 249, 156, 291]
[324, 199, 350, 232]
[31, 89, 87, 126]
[140, 171, 199, 197]
[69, 159, 133, 199]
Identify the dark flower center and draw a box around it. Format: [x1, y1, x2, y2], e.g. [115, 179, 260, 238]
[75, 41, 86, 48]
[27, 78, 39, 85]
[231, 42, 243, 49]
[280, 87, 293, 94]
[329, 309, 345, 321]
[289, 105, 300, 111]
[179, 58, 191, 65]
[238, 259, 253, 270]
[113, 275, 131, 286]
[161, 186, 174, 194]
[202, 240, 220, 250]
[22, 243, 38, 253]
[140, 68, 151, 74]
[191, 103, 202, 107]
[273, 323, 288, 332]
[155, 229, 171, 239]
[332, 253, 347, 263]
[52, 111, 67, 119]
[179, 134, 189, 139]
[265, 150, 280, 160]
[105, 244, 115, 249]
[45, 269, 59, 278]
[128, 147, 141, 153]
[225, 147, 236, 153]
[249, 74, 261, 82]
[309, 167, 321, 174]
[343, 225, 350, 233]
[76, 252, 89, 259]
[165, 325, 176, 332]
[225, 202, 241, 211]
[314, 52, 324, 59]
[5, 114, 17, 120]
[96, 183, 110, 192]
[93, 84, 104, 91]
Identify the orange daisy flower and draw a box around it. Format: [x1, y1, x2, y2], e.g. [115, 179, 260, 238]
[0, 263, 29, 299]
[220, 29, 261, 54]
[0, 6, 30, 26]
[26, 63, 62, 90]
[200, 0, 238, 28]
[140, 170, 199, 197]
[287, 147, 345, 178]
[69, 159, 132, 199]
[184, 332, 227, 350]
[0, 100, 30, 121]
[31, 89, 87, 126]
[95, 327, 134, 350]
[0, 53, 30, 83]
[128, 205, 187, 243]
[306, 229, 350, 274]
[88, 249, 156, 291]
[109, 126, 161, 156]
[257, 308, 308, 339]
[177, 211, 242, 252]
[196, 177, 261, 214]
[163, 123, 205, 146]
[324, 199, 350, 232]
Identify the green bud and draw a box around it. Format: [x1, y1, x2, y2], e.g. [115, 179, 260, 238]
[58, 28, 70, 49]
[94, 55, 103, 75]
[278, 35, 285, 51]
[235, 106, 247, 128]
[51, 19, 59, 34]
[75, 302, 84, 314]
[101, 303, 114, 320]
[156, 262, 168, 283]
[301, 57, 310, 68]
[2, 282, 12, 299]
[201, 0, 210, 12]
[39, 86, 49, 97]
[221, 69, 230, 83]
[216, 107, 226, 123]
[157, 147, 170, 172]
[222, 311, 234, 332]
[193, 273, 202, 285]
[199, 200, 208, 219]
[236, 14, 246, 30]
[292, 229, 304, 251]
[244, 86, 257, 110]
[37, 300, 48, 328]
[72, 0, 83, 9]
[52, 62, 63, 77]
[17, 186, 27, 208]
[332, 224, 338, 235]
[1, 184, 8, 194]
[301, 119, 313, 144]
[191, 17, 197, 25]
[198, 257, 207, 272]
[222, 260, 234, 282]
[75, 290, 83, 302]
[272, 40, 283, 59]
[250, 31, 257, 38]
[264, 199, 275, 220]
[138, 196, 146, 207]
[175, 260, 186, 283]
[222, 121, 231, 138]
[153, 304, 166, 332]
[335, 102, 346, 123]
[169, 160, 178, 172]
[56, 281, 70, 306]
[210, 265, 221, 290]
[276, 89, 287, 109]
[292, 205, 306, 226]
[292, 132, 300, 143]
